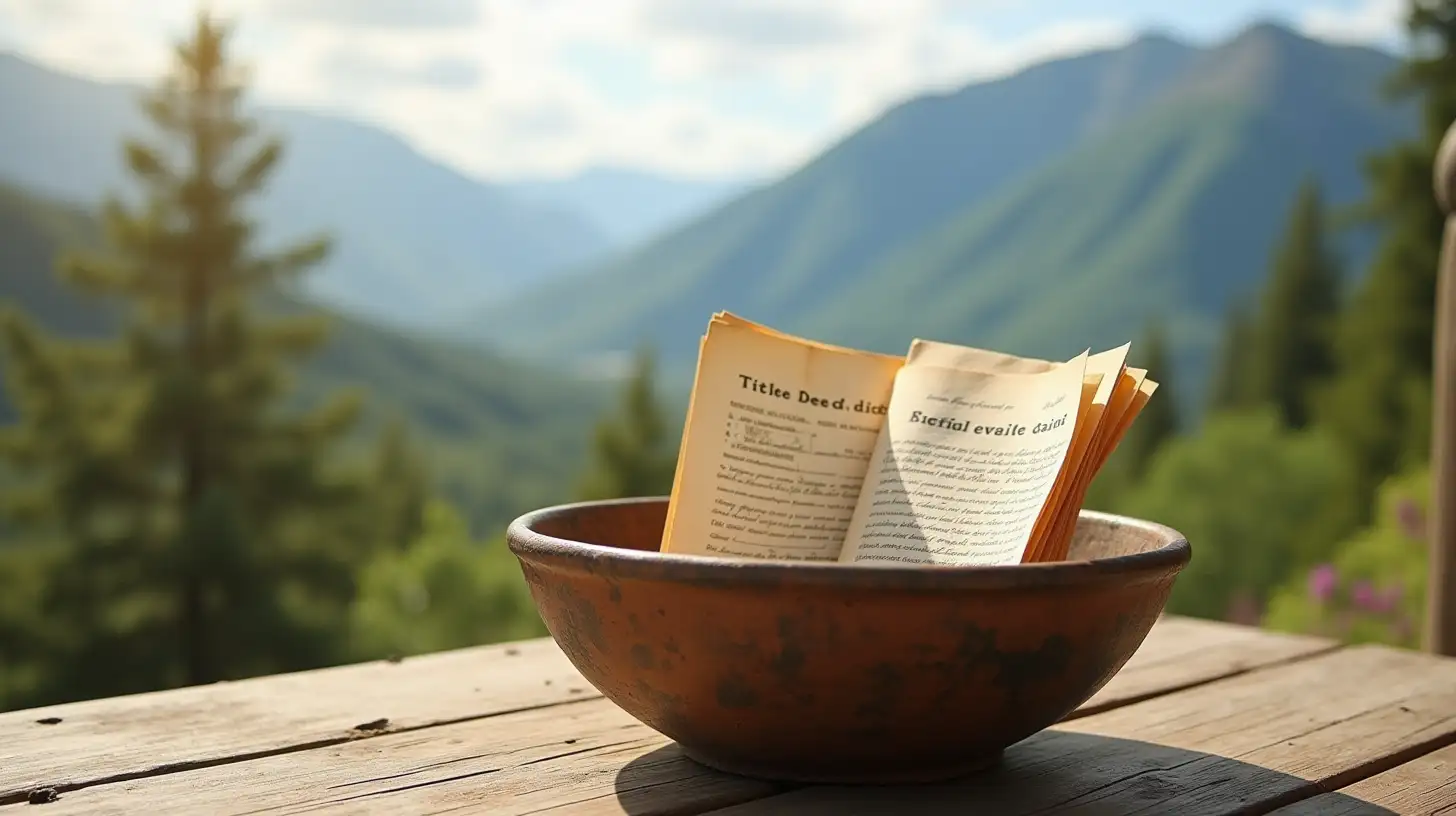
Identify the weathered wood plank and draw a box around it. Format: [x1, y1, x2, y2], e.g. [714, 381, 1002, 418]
[1269, 742, 1456, 815]
[1, 698, 778, 816]
[1073, 616, 1336, 717]
[0, 631, 1361, 815]
[710, 645, 1456, 815]
[0, 616, 1331, 807]
[0, 638, 595, 804]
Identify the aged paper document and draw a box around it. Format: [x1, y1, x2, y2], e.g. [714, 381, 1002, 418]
[659, 314, 903, 560]
[836, 353, 1089, 566]
[900, 340, 1131, 563]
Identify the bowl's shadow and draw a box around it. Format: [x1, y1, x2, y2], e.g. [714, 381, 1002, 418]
[612, 731, 1396, 815]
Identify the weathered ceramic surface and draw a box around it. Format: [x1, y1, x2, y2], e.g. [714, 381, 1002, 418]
[507, 497, 1190, 784]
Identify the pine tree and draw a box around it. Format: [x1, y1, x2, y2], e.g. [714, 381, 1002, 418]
[0, 13, 371, 696]
[576, 347, 679, 501]
[1122, 321, 1180, 479]
[1316, 0, 1456, 506]
[371, 418, 430, 550]
[1247, 178, 1342, 429]
[1207, 297, 1257, 415]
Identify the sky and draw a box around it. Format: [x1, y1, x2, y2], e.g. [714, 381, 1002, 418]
[0, 0, 1407, 183]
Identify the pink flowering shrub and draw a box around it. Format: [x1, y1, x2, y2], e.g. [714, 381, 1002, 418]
[1263, 467, 1429, 648]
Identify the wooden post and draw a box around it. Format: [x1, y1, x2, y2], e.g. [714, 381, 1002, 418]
[1427, 120, 1456, 655]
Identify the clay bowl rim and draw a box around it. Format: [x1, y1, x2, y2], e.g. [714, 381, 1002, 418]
[507, 496, 1189, 591]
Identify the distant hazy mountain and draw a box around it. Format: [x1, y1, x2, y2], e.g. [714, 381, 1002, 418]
[505, 166, 750, 247]
[0, 52, 610, 330]
[0, 179, 612, 532]
[473, 23, 1414, 411]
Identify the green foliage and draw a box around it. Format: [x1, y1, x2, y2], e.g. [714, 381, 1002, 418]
[0, 175, 610, 540]
[0, 34, 616, 710]
[1205, 297, 1257, 415]
[1246, 178, 1342, 429]
[0, 185, 111, 350]
[347, 501, 546, 660]
[575, 348, 680, 501]
[1263, 466, 1429, 648]
[0, 543, 59, 709]
[368, 418, 430, 550]
[1089, 2, 1448, 641]
[1114, 409, 1359, 621]
[0, 13, 385, 700]
[0, 14, 622, 712]
[1316, 0, 1456, 506]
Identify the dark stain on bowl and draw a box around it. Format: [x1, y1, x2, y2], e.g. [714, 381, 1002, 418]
[507, 496, 1189, 785]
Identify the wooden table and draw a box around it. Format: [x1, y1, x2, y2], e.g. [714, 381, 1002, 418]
[3, 615, 1455, 815]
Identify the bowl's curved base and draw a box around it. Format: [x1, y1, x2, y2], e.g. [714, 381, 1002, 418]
[679, 745, 1005, 785]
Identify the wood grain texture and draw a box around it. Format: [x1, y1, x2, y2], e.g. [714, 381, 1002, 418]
[0, 614, 1322, 804]
[1270, 743, 1456, 815]
[1429, 206, 1456, 657]
[0, 638, 595, 804]
[0, 616, 1327, 806]
[1072, 616, 1337, 718]
[0, 620, 1345, 814]
[1, 698, 779, 816]
[712, 645, 1456, 815]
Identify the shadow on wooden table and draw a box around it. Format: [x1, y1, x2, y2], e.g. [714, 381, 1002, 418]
[612, 731, 1395, 815]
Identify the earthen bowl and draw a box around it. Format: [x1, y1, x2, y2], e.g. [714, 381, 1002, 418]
[506, 496, 1189, 785]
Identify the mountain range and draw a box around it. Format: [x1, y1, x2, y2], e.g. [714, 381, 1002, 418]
[0, 179, 614, 534]
[0, 20, 1422, 460]
[471, 22, 1416, 410]
[0, 52, 730, 331]
[504, 166, 750, 249]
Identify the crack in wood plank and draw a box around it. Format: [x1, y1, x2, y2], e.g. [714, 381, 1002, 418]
[319, 768, 504, 809]
[1021, 751, 1215, 814]
[325, 752, 503, 791]
[519, 741, 648, 768]
[0, 694, 605, 807]
[1066, 639, 1344, 720]
[320, 728, 646, 794]
[0, 638, 600, 805]
[1270, 731, 1456, 814]
[307, 741, 652, 814]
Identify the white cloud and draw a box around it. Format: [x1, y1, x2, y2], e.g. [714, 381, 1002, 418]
[619, 0, 1132, 126]
[0, 0, 1407, 183]
[1297, 0, 1404, 46]
[637, 0, 872, 51]
[258, 0, 481, 29]
[1, 0, 186, 80]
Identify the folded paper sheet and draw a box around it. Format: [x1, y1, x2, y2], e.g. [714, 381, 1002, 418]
[659, 312, 1158, 566]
